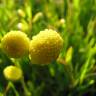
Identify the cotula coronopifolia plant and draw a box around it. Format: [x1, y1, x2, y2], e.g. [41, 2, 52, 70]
[29, 29, 63, 64]
[1, 29, 63, 64]
[3, 65, 22, 81]
[1, 29, 63, 95]
[1, 31, 30, 58]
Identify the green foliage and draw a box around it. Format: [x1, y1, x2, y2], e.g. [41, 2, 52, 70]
[0, 0, 96, 96]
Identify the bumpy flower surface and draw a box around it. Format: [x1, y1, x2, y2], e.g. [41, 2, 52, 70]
[3, 66, 22, 81]
[1, 31, 30, 58]
[29, 29, 63, 64]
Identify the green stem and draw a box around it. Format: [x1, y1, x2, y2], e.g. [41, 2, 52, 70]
[3, 82, 10, 96]
[11, 58, 31, 96]
[9, 82, 20, 96]
[3, 82, 19, 96]
[20, 77, 31, 96]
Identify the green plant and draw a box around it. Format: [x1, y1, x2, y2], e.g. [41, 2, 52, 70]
[0, 0, 96, 96]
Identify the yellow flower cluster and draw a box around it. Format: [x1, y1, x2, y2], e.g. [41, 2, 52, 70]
[29, 29, 63, 64]
[1, 31, 30, 58]
[2, 29, 63, 81]
[3, 65, 22, 81]
[1, 29, 63, 64]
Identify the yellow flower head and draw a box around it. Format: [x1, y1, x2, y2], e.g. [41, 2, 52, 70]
[29, 29, 63, 64]
[1, 31, 30, 58]
[3, 65, 22, 81]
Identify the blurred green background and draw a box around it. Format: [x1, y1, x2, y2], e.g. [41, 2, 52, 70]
[0, 0, 96, 96]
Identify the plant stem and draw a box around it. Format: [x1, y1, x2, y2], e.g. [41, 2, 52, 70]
[9, 82, 20, 96]
[3, 82, 19, 96]
[20, 77, 31, 96]
[11, 58, 31, 96]
[3, 82, 10, 96]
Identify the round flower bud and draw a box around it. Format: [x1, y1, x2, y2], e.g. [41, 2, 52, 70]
[1, 31, 30, 58]
[17, 9, 25, 18]
[3, 66, 22, 81]
[29, 29, 63, 64]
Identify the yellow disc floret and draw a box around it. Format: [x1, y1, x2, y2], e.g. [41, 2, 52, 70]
[3, 65, 22, 81]
[29, 29, 63, 64]
[1, 31, 30, 58]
